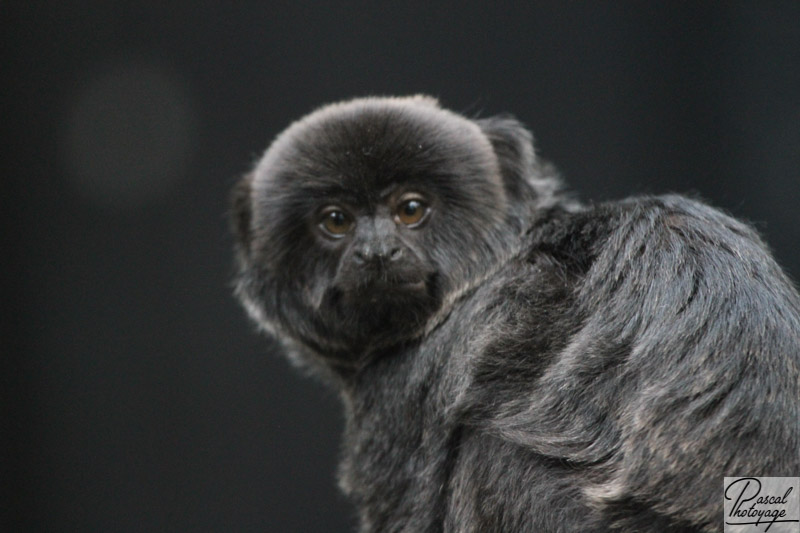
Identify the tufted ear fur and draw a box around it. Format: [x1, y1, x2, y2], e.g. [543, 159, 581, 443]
[230, 172, 254, 260]
[476, 115, 564, 219]
[476, 115, 537, 185]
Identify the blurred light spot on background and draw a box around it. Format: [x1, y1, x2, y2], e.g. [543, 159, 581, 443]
[61, 62, 196, 210]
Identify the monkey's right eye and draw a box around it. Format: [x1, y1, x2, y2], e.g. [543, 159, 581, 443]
[319, 208, 354, 237]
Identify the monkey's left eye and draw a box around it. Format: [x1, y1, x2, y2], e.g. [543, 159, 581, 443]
[319, 208, 354, 237]
[395, 195, 429, 227]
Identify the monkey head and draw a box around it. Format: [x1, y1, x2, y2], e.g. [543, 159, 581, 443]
[231, 96, 555, 369]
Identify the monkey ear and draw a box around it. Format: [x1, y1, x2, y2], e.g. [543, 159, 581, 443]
[230, 172, 254, 258]
[477, 116, 561, 209]
[476, 115, 536, 184]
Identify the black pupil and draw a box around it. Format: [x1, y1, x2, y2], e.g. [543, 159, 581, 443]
[404, 201, 420, 216]
[329, 212, 346, 226]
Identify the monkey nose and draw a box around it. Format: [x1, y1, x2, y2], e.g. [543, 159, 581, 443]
[353, 247, 403, 265]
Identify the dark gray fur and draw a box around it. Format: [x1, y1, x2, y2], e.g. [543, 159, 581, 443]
[231, 96, 800, 532]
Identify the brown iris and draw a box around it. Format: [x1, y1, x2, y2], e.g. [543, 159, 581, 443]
[320, 208, 354, 237]
[395, 195, 428, 227]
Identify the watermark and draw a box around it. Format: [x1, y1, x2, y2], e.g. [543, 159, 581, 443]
[724, 477, 799, 533]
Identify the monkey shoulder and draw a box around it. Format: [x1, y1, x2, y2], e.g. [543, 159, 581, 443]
[511, 193, 800, 330]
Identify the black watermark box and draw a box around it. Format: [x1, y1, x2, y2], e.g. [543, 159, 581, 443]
[724, 477, 799, 532]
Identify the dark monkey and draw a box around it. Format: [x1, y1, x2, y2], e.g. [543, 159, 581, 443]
[231, 96, 800, 532]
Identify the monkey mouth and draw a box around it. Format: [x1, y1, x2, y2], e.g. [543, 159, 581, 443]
[398, 279, 426, 291]
[360, 277, 429, 300]
[330, 272, 436, 307]
[321, 273, 440, 342]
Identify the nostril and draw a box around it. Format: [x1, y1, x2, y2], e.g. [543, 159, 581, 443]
[354, 246, 401, 265]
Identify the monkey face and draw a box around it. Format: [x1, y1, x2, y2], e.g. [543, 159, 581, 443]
[233, 96, 526, 358]
[306, 188, 441, 348]
[316, 191, 435, 300]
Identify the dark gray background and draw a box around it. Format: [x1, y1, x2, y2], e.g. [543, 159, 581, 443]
[4, 3, 799, 532]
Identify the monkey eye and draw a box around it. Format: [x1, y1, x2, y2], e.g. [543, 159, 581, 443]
[319, 207, 354, 237]
[395, 194, 429, 227]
